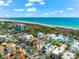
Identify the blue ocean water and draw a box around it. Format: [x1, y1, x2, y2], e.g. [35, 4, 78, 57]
[1, 17, 79, 29]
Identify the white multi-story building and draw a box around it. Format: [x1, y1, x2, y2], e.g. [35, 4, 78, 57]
[54, 34, 64, 41]
[50, 34, 57, 40]
[62, 51, 75, 59]
[70, 40, 79, 52]
[37, 32, 44, 40]
[15, 24, 26, 31]
[0, 35, 7, 42]
[44, 43, 55, 57]
[52, 44, 66, 59]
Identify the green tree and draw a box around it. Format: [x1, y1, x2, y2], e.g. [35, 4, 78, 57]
[75, 51, 79, 58]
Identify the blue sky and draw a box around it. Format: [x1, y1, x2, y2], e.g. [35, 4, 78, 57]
[0, 0, 79, 17]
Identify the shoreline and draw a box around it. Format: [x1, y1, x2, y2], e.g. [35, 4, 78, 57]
[0, 19, 79, 31]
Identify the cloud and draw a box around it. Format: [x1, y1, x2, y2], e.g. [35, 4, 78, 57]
[0, 0, 12, 6]
[25, 14, 32, 16]
[28, 0, 45, 5]
[7, 0, 13, 3]
[14, 9, 25, 12]
[27, 7, 37, 12]
[0, 1, 9, 6]
[67, 8, 74, 11]
[45, 10, 64, 16]
[29, 0, 44, 2]
[58, 10, 64, 13]
[45, 13, 49, 15]
[51, 12, 55, 15]
[54, 10, 64, 13]
[25, 3, 34, 7]
[40, 2, 45, 5]
[0, 8, 2, 11]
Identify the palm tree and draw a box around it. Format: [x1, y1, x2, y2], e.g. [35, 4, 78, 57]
[75, 51, 79, 59]
[55, 42, 61, 47]
[0, 42, 2, 45]
[6, 39, 13, 44]
[51, 39, 56, 45]
[0, 54, 2, 59]
[65, 42, 70, 50]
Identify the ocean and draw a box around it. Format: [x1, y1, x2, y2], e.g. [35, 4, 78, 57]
[1, 17, 79, 29]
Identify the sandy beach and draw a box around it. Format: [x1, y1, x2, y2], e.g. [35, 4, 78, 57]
[0, 19, 79, 31]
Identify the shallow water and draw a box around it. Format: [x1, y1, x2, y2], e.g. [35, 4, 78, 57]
[1, 17, 79, 29]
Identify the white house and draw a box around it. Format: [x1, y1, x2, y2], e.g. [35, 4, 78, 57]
[37, 42, 44, 51]
[46, 34, 51, 40]
[62, 51, 75, 59]
[64, 35, 70, 41]
[0, 35, 7, 42]
[0, 35, 7, 38]
[44, 43, 55, 57]
[50, 34, 57, 39]
[52, 44, 66, 59]
[52, 46, 65, 55]
[22, 34, 34, 41]
[54, 34, 64, 41]
[37, 32, 44, 40]
[45, 33, 57, 40]
[70, 40, 79, 52]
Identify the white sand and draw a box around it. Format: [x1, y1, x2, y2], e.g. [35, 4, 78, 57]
[0, 19, 79, 30]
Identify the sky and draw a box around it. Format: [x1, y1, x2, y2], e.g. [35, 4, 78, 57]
[0, 0, 79, 17]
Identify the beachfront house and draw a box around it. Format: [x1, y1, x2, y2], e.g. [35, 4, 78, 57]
[70, 40, 79, 52]
[62, 51, 76, 59]
[37, 32, 44, 40]
[52, 44, 66, 59]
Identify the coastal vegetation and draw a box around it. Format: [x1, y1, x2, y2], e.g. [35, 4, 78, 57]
[0, 21, 79, 39]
